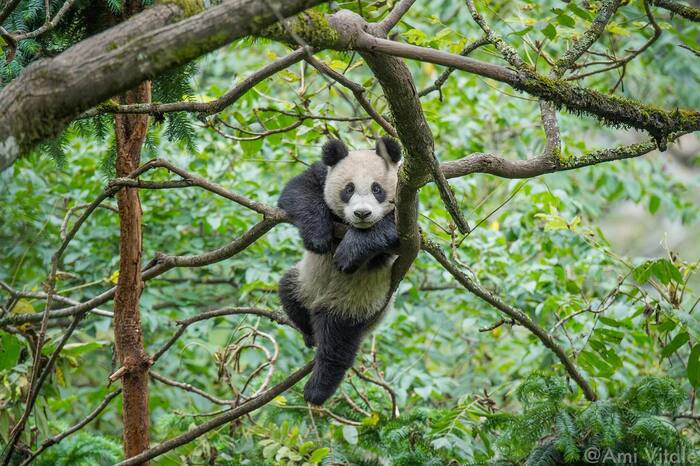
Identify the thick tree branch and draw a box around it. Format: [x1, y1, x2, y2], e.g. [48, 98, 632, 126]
[265, 12, 700, 144]
[417, 133, 686, 185]
[422, 239, 597, 401]
[0, 0, 326, 171]
[652, 0, 700, 21]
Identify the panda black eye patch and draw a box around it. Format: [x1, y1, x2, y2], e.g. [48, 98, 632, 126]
[340, 182, 355, 203]
[371, 182, 386, 202]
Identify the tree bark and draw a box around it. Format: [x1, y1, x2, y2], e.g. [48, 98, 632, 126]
[0, 0, 325, 172]
[113, 80, 151, 461]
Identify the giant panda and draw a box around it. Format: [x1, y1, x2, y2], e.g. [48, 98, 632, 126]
[278, 136, 402, 405]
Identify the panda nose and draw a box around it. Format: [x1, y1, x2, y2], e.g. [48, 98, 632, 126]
[354, 209, 371, 220]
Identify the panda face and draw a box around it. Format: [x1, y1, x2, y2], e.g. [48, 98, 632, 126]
[322, 138, 402, 229]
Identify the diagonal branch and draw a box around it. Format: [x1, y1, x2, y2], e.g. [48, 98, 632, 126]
[375, 0, 416, 35]
[303, 54, 398, 137]
[113, 360, 315, 466]
[553, 0, 622, 76]
[81, 48, 309, 118]
[422, 238, 597, 401]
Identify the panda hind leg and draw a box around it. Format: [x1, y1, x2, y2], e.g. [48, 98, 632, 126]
[304, 312, 365, 406]
[279, 269, 315, 348]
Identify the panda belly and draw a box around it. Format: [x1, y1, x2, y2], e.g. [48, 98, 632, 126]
[295, 251, 396, 321]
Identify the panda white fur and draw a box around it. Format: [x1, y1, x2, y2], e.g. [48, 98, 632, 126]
[278, 137, 402, 405]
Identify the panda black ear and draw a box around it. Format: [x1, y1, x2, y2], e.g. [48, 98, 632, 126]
[322, 139, 348, 166]
[376, 136, 402, 164]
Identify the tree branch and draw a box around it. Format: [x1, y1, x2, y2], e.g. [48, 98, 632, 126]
[376, 0, 416, 34]
[303, 54, 398, 137]
[113, 361, 314, 466]
[0, 0, 327, 171]
[81, 47, 309, 118]
[651, 0, 700, 21]
[265, 11, 700, 144]
[422, 238, 597, 401]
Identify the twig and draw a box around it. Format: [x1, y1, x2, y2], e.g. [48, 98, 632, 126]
[553, 0, 622, 76]
[303, 55, 398, 137]
[60, 202, 117, 240]
[352, 368, 399, 418]
[418, 36, 489, 98]
[10, 0, 80, 41]
[568, 1, 661, 81]
[151, 371, 234, 405]
[18, 389, 122, 466]
[465, 0, 526, 69]
[478, 318, 515, 332]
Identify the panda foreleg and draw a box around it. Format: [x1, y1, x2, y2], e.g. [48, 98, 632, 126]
[304, 312, 366, 405]
[279, 269, 315, 348]
[334, 213, 399, 273]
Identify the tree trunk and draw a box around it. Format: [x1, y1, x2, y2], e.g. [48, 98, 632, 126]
[113, 79, 151, 462]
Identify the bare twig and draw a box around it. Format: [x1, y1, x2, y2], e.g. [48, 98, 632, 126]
[10, 0, 80, 41]
[553, 0, 622, 76]
[151, 371, 234, 405]
[352, 368, 399, 418]
[303, 55, 398, 137]
[568, 1, 662, 81]
[418, 36, 489, 98]
[60, 202, 117, 240]
[18, 389, 122, 466]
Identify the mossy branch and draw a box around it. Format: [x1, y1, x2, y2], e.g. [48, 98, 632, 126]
[652, 0, 700, 21]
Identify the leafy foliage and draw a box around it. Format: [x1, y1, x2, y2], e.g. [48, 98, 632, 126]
[1, 0, 700, 464]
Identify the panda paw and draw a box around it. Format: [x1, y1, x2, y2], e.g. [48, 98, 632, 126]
[333, 247, 362, 274]
[303, 378, 333, 406]
[302, 232, 334, 254]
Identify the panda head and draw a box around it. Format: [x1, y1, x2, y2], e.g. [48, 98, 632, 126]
[322, 137, 402, 229]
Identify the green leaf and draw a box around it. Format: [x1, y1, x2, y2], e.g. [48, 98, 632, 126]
[648, 194, 661, 214]
[308, 447, 330, 464]
[342, 425, 358, 445]
[661, 331, 689, 359]
[568, 3, 593, 20]
[61, 341, 108, 357]
[541, 23, 557, 40]
[688, 344, 700, 388]
[557, 14, 576, 28]
[0, 332, 21, 371]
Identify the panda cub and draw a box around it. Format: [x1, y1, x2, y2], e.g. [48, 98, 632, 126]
[278, 136, 402, 405]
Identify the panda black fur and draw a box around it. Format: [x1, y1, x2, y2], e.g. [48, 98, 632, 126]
[278, 136, 402, 405]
